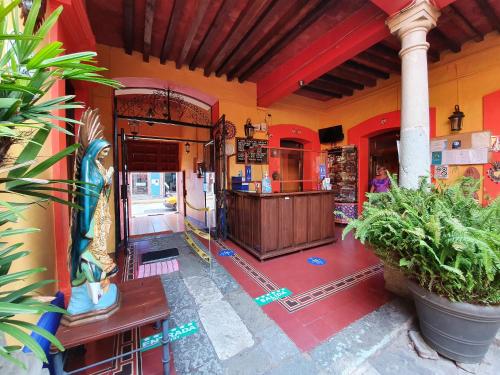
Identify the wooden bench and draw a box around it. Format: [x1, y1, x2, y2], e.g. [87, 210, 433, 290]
[52, 276, 170, 375]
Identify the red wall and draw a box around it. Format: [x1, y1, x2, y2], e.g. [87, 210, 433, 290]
[268, 125, 321, 192]
[347, 109, 437, 213]
[483, 91, 500, 203]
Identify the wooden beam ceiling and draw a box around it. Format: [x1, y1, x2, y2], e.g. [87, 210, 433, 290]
[353, 51, 400, 73]
[329, 67, 377, 87]
[212, 1, 279, 78]
[225, 0, 321, 80]
[143, 0, 157, 62]
[176, 0, 211, 68]
[475, 0, 500, 33]
[238, 0, 333, 83]
[160, 0, 184, 64]
[431, 27, 462, 53]
[445, 4, 484, 42]
[123, 0, 135, 55]
[343, 60, 390, 80]
[321, 74, 364, 90]
[311, 78, 354, 96]
[300, 86, 342, 99]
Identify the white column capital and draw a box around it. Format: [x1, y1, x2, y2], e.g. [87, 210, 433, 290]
[386, 0, 440, 39]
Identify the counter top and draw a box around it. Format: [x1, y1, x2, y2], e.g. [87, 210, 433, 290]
[229, 190, 334, 197]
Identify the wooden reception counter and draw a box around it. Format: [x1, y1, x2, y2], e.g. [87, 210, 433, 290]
[227, 190, 336, 260]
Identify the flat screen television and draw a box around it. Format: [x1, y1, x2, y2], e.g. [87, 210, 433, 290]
[319, 125, 344, 144]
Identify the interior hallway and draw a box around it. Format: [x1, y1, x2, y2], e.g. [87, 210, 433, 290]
[129, 212, 184, 237]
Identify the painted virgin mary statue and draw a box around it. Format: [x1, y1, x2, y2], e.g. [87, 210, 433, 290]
[65, 109, 119, 323]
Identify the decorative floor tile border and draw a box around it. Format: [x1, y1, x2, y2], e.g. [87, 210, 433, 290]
[214, 239, 383, 313]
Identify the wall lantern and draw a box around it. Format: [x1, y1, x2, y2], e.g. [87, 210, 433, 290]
[448, 105, 465, 132]
[244, 118, 254, 139]
[185, 142, 191, 154]
[129, 120, 140, 139]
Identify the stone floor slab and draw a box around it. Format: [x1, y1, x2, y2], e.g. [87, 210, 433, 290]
[198, 299, 254, 360]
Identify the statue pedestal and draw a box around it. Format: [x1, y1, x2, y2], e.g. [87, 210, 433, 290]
[62, 283, 120, 327]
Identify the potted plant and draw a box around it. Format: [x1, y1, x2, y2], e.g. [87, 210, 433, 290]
[0, 0, 119, 368]
[343, 176, 500, 363]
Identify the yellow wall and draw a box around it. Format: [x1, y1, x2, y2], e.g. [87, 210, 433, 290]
[90, 44, 328, 244]
[321, 32, 500, 198]
[88, 32, 500, 244]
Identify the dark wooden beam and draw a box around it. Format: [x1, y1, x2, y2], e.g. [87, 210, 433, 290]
[475, 0, 500, 33]
[320, 74, 364, 90]
[310, 79, 354, 96]
[160, 0, 184, 64]
[430, 28, 461, 53]
[445, 4, 484, 42]
[143, 0, 157, 62]
[343, 60, 390, 79]
[329, 67, 377, 87]
[354, 51, 400, 73]
[176, 0, 211, 68]
[427, 47, 440, 63]
[301, 86, 342, 99]
[225, 0, 315, 80]
[213, 0, 278, 78]
[238, 0, 333, 83]
[123, 0, 135, 55]
[368, 43, 400, 64]
[188, 0, 230, 70]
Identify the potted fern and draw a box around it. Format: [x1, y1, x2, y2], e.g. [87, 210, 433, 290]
[1, 0, 119, 369]
[343, 177, 500, 364]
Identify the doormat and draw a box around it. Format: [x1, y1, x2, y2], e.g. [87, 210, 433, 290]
[142, 248, 179, 263]
[137, 259, 179, 278]
[141, 321, 199, 352]
[254, 288, 293, 306]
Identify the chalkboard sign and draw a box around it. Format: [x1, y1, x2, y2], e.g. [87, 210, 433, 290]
[236, 138, 268, 164]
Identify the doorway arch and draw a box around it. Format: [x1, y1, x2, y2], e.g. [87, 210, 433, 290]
[347, 109, 436, 213]
[268, 124, 321, 192]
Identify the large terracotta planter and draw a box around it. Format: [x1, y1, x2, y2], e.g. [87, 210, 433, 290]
[408, 280, 500, 363]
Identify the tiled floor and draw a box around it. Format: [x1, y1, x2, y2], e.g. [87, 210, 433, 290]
[212, 229, 391, 351]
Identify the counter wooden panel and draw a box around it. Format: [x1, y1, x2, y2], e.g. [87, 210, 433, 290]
[227, 191, 336, 260]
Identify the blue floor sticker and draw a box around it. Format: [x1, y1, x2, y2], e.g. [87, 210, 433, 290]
[219, 249, 235, 256]
[307, 257, 326, 266]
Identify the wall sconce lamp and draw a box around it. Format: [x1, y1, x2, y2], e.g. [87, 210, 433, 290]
[129, 120, 140, 139]
[244, 118, 254, 139]
[146, 107, 155, 126]
[185, 142, 191, 154]
[448, 105, 465, 132]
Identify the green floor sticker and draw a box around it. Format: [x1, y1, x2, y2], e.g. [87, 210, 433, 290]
[254, 288, 292, 306]
[141, 321, 199, 352]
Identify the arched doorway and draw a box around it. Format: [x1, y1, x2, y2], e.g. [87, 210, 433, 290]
[348, 109, 436, 213]
[268, 125, 321, 192]
[112, 78, 220, 246]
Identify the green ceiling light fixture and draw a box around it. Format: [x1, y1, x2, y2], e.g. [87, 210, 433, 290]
[449, 105, 465, 132]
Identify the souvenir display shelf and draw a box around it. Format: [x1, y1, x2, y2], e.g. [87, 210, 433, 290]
[327, 146, 358, 224]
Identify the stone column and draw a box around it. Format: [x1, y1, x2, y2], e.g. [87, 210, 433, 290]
[387, 0, 440, 188]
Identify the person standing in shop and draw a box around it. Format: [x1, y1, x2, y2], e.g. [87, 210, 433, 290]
[370, 166, 391, 193]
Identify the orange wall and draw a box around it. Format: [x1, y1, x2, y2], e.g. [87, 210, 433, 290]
[88, 32, 500, 243]
[320, 32, 500, 201]
[90, 44, 328, 240]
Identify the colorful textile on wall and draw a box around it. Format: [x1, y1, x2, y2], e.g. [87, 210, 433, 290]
[335, 202, 357, 224]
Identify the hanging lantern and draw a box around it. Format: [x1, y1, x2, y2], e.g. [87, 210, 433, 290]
[129, 120, 140, 139]
[185, 142, 191, 154]
[448, 105, 464, 132]
[244, 118, 254, 139]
